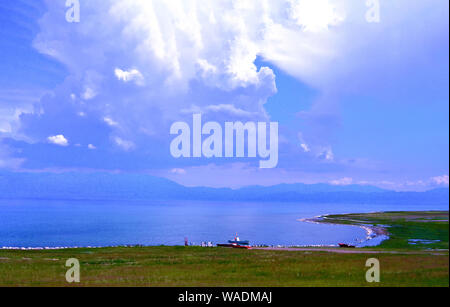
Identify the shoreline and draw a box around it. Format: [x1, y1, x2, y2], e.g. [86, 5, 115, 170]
[0, 243, 346, 251]
[5, 211, 447, 251]
[298, 214, 390, 247]
[1, 214, 386, 250]
[1, 215, 389, 250]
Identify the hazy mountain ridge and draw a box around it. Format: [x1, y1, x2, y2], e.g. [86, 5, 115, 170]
[0, 172, 448, 204]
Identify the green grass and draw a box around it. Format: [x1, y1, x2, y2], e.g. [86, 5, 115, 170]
[0, 211, 448, 287]
[320, 211, 449, 250]
[0, 246, 448, 287]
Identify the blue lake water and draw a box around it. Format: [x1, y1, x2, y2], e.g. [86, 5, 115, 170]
[0, 199, 447, 248]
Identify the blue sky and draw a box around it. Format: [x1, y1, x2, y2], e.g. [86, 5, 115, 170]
[0, 0, 448, 191]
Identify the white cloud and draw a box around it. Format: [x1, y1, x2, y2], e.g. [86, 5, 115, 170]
[330, 177, 353, 186]
[47, 135, 69, 147]
[405, 180, 426, 187]
[82, 87, 97, 100]
[0, 89, 43, 135]
[300, 143, 310, 153]
[31, 0, 439, 133]
[431, 175, 449, 186]
[181, 104, 262, 119]
[88, 144, 97, 150]
[114, 137, 135, 151]
[9, 0, 444, 178]
[103, 117, 119, 127]
[197, 59, 217, 77]
[170, 168, 186, 175]
[0, 108, 25, 134]
[318, 148, 334, 161]
[114, 68, 144, 86]
[289, 0, 344, 32]
[29, 0, 281, 151]
[297, 133, 311, 153]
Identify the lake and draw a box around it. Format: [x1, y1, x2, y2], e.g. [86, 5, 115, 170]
[0, 199, 447, 248]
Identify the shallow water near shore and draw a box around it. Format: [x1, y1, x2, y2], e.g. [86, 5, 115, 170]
[0, 199, 447, 248]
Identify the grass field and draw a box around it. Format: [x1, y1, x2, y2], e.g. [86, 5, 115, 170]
[0, 211, 448, 287]
[0, 246, 448, 287]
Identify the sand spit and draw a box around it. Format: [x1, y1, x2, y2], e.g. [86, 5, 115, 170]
[299, 215, 389, 246]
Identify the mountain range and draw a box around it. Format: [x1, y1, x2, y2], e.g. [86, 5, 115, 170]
[0, 171, 448, 205]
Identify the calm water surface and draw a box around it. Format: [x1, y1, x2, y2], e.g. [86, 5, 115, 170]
[0, 199, 447, 248]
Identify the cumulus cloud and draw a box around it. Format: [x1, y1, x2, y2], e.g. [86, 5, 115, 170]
[318, 148, 334, 161]
[82, 87, 97, 100]
[114, 68, 144, 86]
[300, 143, 310, 153]
[404, 175, 450, 189]
[27, 0, 445, 131]
[289, 0, 344, 32]
[0, 89, 42, 135]
[0, 0, 446, 186]
[103, 117, 119, 127]
[330, 177, 353, 186]
[297, 133, 311, 153]
[431, 175, 449, 186]
[26, 0, 281, 144]
[114, 137, 135, 151]
[47, 135, 69, 146]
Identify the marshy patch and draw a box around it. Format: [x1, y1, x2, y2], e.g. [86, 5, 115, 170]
[408, 239, 441, 245]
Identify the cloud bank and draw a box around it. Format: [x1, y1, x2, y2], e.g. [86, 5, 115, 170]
[0, 0, 448, 190]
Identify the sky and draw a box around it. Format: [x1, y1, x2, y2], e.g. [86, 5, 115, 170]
[0, 0, 448, 191]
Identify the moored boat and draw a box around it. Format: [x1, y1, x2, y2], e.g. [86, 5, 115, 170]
[228, 234, 250, 246]
[218, 234, 251, 249]
[338, 243, 356, 248]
